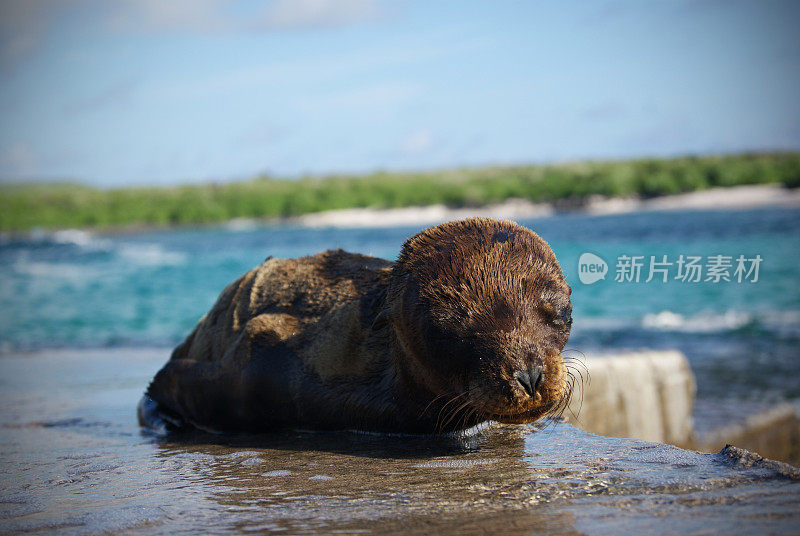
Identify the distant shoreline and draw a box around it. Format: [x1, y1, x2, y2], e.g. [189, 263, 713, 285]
[289, 184, 800, 229]
[3, 152, 799, 233]
[2, 183, 799, 240]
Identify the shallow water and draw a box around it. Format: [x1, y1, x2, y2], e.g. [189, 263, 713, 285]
[1, 349, 798, 535]
[2, 207, 799, 433]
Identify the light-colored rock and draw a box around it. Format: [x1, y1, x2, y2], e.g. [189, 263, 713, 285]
[564, 350, 696, 446]
[563, 350, 800, 465]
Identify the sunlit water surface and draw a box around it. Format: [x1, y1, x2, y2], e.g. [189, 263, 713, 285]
[1, 349, 798, 535]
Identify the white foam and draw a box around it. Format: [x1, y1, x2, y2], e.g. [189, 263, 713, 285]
[11, 254, 108, 283]
[50, 229, 95, 246]
[116, 244, 186, 266]
[641, 310, 753, 333]
[28, 228, 112, 251]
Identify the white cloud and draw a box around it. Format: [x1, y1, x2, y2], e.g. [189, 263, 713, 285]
[401, 127, 435, 156]
[258, 0, 382, 30]
[106, 0, 228, 32]
[0, 0, 68, 65]
[0, 0, 390, 66]
[105, 0, 385, 33]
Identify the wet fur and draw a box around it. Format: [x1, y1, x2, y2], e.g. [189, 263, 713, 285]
[141, 218, 574, 434]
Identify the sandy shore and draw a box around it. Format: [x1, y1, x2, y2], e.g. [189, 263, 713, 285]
[293, 184, 800, 228]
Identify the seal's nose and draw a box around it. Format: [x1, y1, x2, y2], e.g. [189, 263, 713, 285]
[514, 366, 544, 398]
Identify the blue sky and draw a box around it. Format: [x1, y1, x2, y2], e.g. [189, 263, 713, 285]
[1, 0, 798, 186]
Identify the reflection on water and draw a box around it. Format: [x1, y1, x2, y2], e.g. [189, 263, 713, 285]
[1, 348, 799, 535]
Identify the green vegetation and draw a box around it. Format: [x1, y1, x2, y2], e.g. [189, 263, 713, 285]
[1, 152, 799, 231]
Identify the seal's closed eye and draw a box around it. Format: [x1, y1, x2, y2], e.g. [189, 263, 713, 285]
[371, 308, 391, 331]
[541, 301, 572, 329]
[551, 308, 573, 329]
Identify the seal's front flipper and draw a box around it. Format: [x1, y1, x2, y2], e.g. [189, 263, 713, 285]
[137, 394, 186, 434]
[144, 358, 251, 433]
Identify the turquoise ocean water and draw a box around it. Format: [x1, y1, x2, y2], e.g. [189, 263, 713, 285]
[1, 208, 799, 426]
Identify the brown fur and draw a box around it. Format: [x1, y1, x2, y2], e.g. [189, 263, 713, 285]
[141, 218, 573, 434]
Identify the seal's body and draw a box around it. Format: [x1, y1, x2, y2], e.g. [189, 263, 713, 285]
[140, 218, 573, 434]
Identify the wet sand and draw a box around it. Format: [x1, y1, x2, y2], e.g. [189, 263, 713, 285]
[1, 348, 799, 535]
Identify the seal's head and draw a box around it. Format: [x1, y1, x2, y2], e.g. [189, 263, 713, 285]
[387, 218, 573, 427]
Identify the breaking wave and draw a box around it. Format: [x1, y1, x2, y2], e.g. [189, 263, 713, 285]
[23, 228, 112, 250]
[639, 309, 800, 336]
[641, 310, 753, 333]
[116, 244, 187, 266]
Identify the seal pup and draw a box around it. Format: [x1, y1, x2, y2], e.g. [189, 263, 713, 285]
[139, 218, 574, 434]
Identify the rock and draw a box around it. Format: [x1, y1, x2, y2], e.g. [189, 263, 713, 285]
[719, 444, 800, 479]
[697, 405, 800, 466]
[564, 350, 696, 446]
[563, 351, 800, 466]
